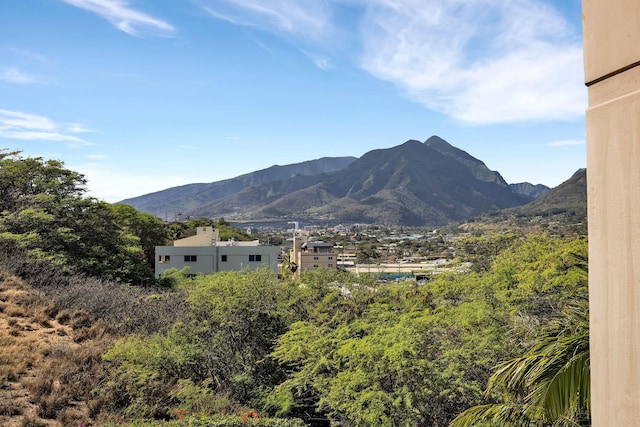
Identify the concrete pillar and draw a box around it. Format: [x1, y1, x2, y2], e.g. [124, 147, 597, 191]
[583, 1, 640, 424]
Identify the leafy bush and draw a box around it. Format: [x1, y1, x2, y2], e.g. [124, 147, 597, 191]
[100, 413, 306, 426]
[95, 269, 304, 419]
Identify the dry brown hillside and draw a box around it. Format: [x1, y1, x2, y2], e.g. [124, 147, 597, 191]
[0, 271, 115, 426]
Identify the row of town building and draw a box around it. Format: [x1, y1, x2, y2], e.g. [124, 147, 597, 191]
[154, 225, 457, 280]
[155, 226, 337, 278]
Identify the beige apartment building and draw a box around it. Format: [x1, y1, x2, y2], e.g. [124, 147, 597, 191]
[290, 235, 338, 278]
[155, 226, 280, 277]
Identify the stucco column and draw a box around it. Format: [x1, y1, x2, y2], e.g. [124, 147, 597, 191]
[583, 1, 640, 424]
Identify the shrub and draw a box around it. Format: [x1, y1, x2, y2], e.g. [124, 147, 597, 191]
[98, 413, 307, 426]
[6, 306, 26, 318]
[55, 309, 72, 325]
[32, 312, 51, 328]
[25, 376, 54, 402]
[56, 407, 88, 426]
[18, 414, 48, 427]
[0, 398, 24, 416]
[37, 392, 71, 419]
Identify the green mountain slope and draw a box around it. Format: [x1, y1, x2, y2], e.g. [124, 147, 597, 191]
[119, 157, 356, 219]
[182, 137, 528, 225]
[514, 168, 586, 218]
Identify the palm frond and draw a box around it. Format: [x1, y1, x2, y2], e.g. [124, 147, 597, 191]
[449, 402, 541, 427]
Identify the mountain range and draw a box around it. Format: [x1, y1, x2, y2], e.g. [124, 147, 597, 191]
[121, 136, 560, 226]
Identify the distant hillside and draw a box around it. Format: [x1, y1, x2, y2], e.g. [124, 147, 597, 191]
[509, 182, 550, 201]
[120, 157, 356, 219]
[513, 168, 587, 218]
[123, 136, 533, 226]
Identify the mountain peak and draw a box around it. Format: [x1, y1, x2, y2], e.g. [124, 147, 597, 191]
[572, 168, 586, 178]
[398, 139, 424, 149]
[424, 135, 449, 146]
[423, 135, 509, 187]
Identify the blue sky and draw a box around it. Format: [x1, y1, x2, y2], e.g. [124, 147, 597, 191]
[1, 0, 586, 203]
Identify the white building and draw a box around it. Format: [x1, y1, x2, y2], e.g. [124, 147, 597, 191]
[155, 226, 280, 277]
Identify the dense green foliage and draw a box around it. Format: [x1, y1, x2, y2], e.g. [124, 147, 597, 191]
[0, 151, 167, 285]
[450, 266, 590, 426]
[93, 234, 588, 426]
[102, 416, 307, 426]
[97, 269, 302, 419]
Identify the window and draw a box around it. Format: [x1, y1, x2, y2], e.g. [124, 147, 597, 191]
[249, 254, 262, 262]
[328, 264, 333, 268]
[159, 255, 170, 263]
[328, 256, 333, 260]
[221, 255, 227, 262]
[313, 256, 319, 260]
[184, 255, 197, 262]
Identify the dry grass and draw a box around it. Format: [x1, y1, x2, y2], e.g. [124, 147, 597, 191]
[54, 310, 71, 325]
[5, 305, 27, 318]
[0, 332, 43, 382]
[0, 263, 187, 426]
[0, 272, 116, 426]
[0, 398, 25, 417]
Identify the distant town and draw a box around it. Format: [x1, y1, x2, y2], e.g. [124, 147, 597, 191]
[154, 220, 506, 281]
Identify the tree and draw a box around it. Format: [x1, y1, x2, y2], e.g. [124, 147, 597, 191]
[96, 269, 306, 419]
[0, 151, 156, 284]
[450, 256, 590, 427]
[456, 231, 520, 272]
[110, 203, 169, 268]
[269, 235, 589, 427]
[449, 300, 590, 427]
[269, 277, 509, 426]
[182, 270, 300, 402]
[0, 150, 86, 212]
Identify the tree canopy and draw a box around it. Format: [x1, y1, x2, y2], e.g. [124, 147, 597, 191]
[91, 233, 589, 426]
[0, 150, 166, 285]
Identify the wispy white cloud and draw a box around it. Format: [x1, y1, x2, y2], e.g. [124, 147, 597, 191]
[312, 56, 332, 71]
[87, 153, 110, 160]
[200, 0, 332, 40]
[59, 0, 175, 36]
[301, 49, 333, 71]
[8, 47, 50, 64]
[358, 0, 586, 124]
[547, 139, 585, 147]
[0, 67, 37, 84]
[0, 109, 92, 146]
[0, 131, 86, 143]
[0, 110, 57, 131]
[203, 0, 585, 124]
[65, 123, 95, 133]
